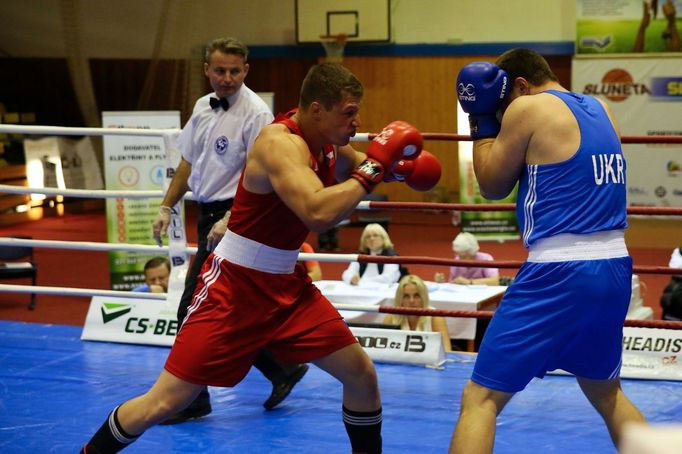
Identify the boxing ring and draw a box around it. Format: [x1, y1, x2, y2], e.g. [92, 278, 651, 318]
[2, 124, 682, 452]
[1, 319, 680, 453]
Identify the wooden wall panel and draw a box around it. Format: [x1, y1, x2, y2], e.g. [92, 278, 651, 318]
[343, 55, 499, 203]
[244, 57, 318, 115]
[0, 54, 572, 204]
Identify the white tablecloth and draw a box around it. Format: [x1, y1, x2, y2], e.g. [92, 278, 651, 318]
[315, 280, 506, 340]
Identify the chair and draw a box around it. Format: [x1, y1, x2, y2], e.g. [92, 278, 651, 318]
[0, 236, 38, 310]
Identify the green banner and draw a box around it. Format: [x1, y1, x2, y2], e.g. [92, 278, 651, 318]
[458, 156, 519, 239]
[577, 0, 682, 54]
[456, 104, 519, 240]
[102, 111, 180, 290]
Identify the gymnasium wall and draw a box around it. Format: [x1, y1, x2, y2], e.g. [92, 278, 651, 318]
[1, 1, 676, 248]
[0, 1, 575, 199]
[0, 1, 576, 57]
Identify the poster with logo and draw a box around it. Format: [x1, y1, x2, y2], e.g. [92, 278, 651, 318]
[572, 57, 682, 207]
[23, 136, 103, 201]
[577, 0, 682, 54]
[456, 104, 519, 239]
[81, 296, 178, 346]
[620, 326, 682, 380]
[81, 297, 445, 367]
[102, 111, 181, 290]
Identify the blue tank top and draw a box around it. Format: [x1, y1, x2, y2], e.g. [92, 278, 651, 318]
[516, 90, 627, 248]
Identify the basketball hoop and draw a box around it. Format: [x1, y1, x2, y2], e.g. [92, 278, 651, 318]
[319, 34, 348, 63]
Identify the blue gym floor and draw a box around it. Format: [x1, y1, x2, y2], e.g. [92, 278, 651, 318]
[1, 320, 681, 453]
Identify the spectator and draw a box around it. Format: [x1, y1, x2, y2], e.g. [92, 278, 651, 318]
[342, 223, 403, 286]
[660, 246, 682, 320]
[436, 232, 499, 285]
[133, 257, 170, 293]
[299, 241, 322, 281]
[384, 275, 452, 352]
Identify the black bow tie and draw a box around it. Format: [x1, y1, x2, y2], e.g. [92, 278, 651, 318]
[210, 97, 229, 111]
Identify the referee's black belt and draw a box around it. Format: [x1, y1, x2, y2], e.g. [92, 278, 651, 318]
[199, 199, 234, 214]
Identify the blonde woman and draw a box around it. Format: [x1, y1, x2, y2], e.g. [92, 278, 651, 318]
[384, 275, 452, 352]
[341, 223, 402, 285]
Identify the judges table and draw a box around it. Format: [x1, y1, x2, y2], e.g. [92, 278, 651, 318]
[316, 280, 506, 344]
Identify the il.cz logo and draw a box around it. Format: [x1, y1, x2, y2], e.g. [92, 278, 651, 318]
[583, 69, 651, 102]
[355, 334, 426, 352]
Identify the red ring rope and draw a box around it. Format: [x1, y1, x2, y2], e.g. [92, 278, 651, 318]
[362, 201, 682, 216]
[366, 133, 682, 144]
[358, 255, 682, 276]
[378, 306, 682, 329]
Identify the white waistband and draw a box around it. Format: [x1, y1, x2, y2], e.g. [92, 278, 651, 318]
[213, 229, 299, 274]
[527, 230, 628, 262]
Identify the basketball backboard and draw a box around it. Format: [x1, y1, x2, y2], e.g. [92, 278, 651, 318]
[295, 0, 391, 44]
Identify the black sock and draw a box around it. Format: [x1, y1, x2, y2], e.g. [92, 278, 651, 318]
[81, 406, 140, 454]
[342, 405, 382, 454]
[253, 350, 284, 382]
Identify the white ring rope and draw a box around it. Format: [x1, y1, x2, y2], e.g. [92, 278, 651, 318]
[0, 184, 163, 199]
[0, 236, 195, 254]
[0, 124, 372, 141]
[0, 124, 180, 137]
[0, 184, 198, 201]
[0, 283, 165, 300]
[0, 282, 376, 311]
[0, 236, 357, 262]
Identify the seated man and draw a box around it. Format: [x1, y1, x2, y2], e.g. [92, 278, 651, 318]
[133, 256, 170, 293]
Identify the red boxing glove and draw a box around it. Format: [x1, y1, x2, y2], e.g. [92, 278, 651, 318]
[392, 150, 442, 192]
[367, 121, 423, 169]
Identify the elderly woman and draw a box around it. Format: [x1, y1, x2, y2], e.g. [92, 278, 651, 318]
[384, 275, 452, 352]
[342, 223, 403, 286]
[445, 232, 499, 285]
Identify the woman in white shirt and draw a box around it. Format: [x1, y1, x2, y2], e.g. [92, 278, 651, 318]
[342, 223, 402, 285]
[384, 274, 452, 352]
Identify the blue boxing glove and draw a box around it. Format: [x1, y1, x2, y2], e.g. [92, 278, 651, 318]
[456, 62, 509, 139]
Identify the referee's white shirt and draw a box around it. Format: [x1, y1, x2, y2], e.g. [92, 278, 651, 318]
[178, 84, 274, 202]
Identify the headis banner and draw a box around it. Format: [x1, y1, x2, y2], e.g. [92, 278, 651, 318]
[572, 57, 682, 207]
[577, 0, 682, 54]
